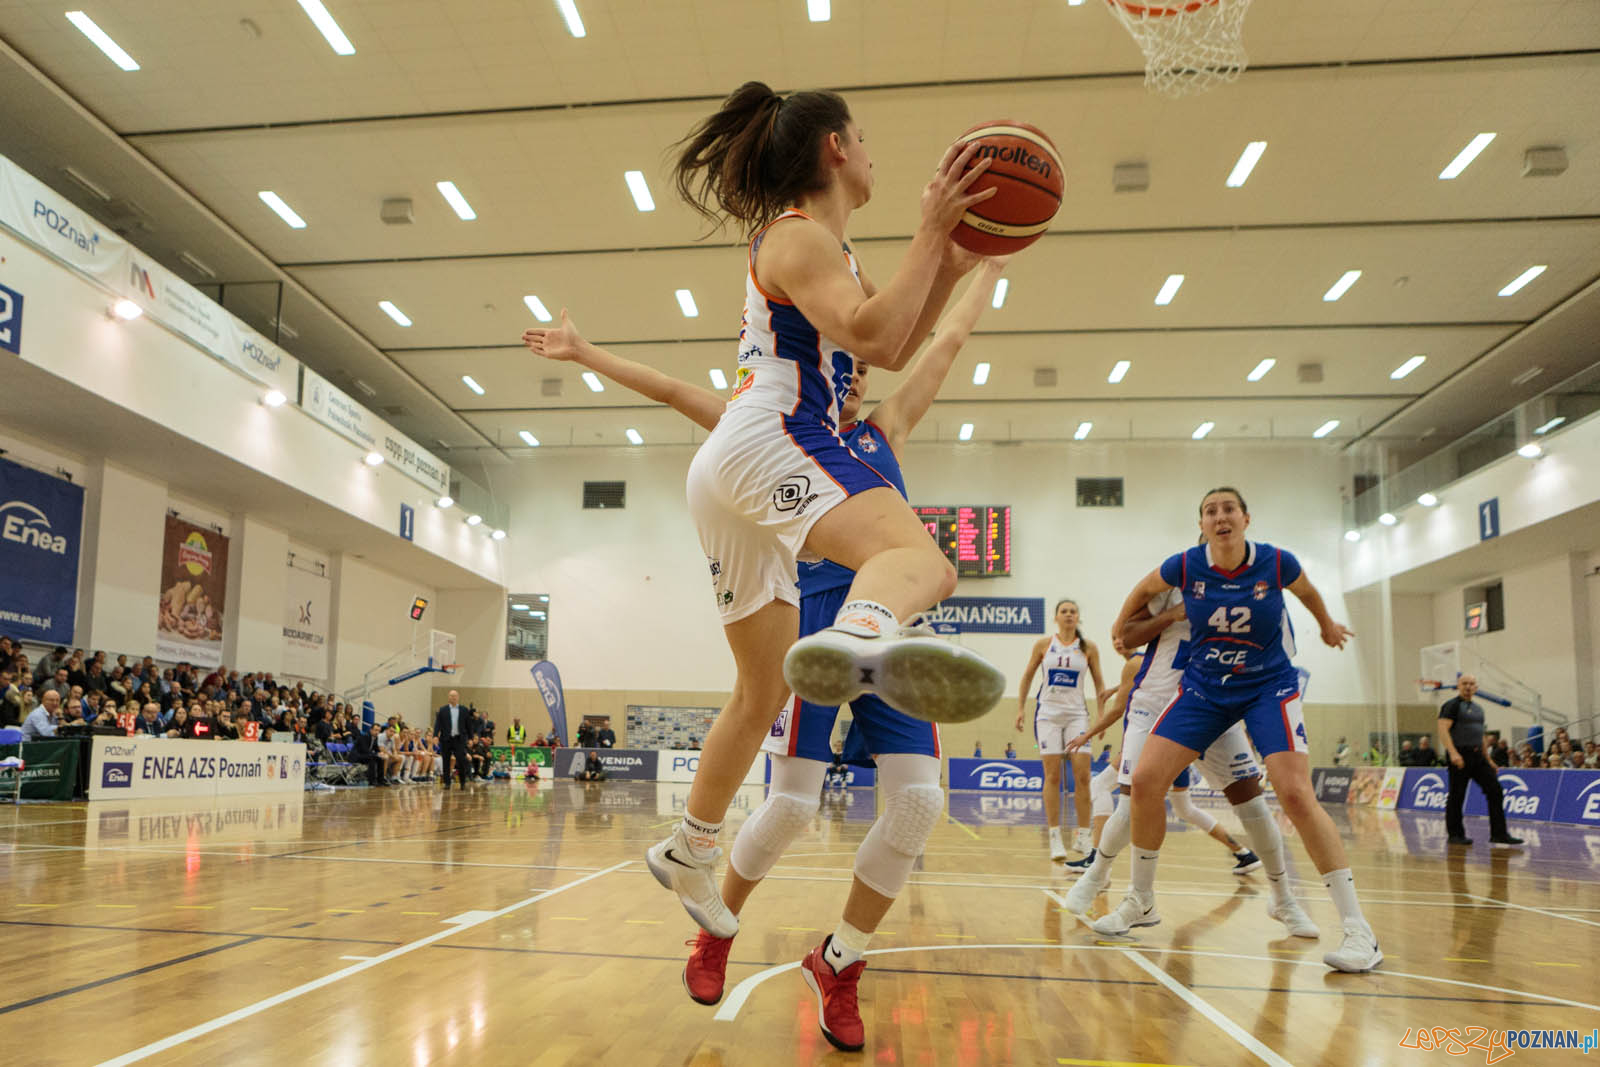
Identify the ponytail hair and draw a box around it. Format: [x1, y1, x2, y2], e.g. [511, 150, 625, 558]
[674, 81, 853, 234]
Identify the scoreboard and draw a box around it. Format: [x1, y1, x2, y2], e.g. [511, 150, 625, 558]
[912, 506, 1013, 578]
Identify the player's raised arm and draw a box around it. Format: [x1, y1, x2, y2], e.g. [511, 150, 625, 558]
[523, 310, 725, 433]
[1286, 571, 1353, 650]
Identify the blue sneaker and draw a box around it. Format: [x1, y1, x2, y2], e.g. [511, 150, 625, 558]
[1232, 849, 1263, 875]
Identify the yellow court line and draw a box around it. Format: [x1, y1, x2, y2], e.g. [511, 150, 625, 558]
[777, 926, 820, 933]
[650, 818, 680, 829]
[250, 907, 290, 912]
[96, 904, 135, 909]
[548, 916, 588, 922]
[935, 933, 975, 940]
[1017, 937, 1059, 943]
[401, 911, 440, 916]
[946, 816, 981, 840]
[624, 919, 663, 925]
[327, 909, 365, 914]
[1445, 957, 1489, 963]
[1059, 1060, 1199, 1067]
[1533, 962, 1579, 968]
[17, 904, 57, 909]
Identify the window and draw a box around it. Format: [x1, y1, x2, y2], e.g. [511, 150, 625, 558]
[1075, 477, 1124, 508]
[506, 594, 550, 660]
[583, 481, 625, 509]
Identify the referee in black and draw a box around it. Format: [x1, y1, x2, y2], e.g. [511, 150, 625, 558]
[1437, 674, 1522, 848]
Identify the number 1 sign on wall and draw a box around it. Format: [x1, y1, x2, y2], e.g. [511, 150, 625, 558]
[1478, 498, 1499, 542]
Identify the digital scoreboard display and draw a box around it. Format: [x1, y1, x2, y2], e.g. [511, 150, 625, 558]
[912, 506, 1012, 578]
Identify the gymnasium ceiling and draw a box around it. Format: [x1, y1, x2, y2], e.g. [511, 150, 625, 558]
[1, 0, 1597, 477]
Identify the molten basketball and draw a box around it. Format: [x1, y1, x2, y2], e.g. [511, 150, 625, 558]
[950, 121, 1064, 256]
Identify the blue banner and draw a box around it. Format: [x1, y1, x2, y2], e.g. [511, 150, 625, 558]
[0, 280, 21, 356]
[948, 757, 1080, 793]
[554, 747, 657, 781]
[1553, 770, 1600, 827]
[924, 596, 1046, 635]
[1463, 768, 1560, 822]
[530, 661, 568, 746]
[1395, 767, 1451, 812]
[0, 456, 84, 643]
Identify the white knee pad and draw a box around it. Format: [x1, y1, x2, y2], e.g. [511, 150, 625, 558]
[1168, 789, 1217, 833]
[729, 755, 823, 881]
[1091, 764, 1117, 818]
[853, 754, 942, 898]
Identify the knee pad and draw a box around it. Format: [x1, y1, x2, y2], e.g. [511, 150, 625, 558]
[1168, 790, 1216, 833]
[730, 791, 818, 881]
[853, 782, 942, 897]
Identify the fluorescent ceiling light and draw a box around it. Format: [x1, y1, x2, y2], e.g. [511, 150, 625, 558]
[523, 295, 552, 322]
[625, 427, 644, 445]
[1323, 270, 1362, 302]
[1438, 132, 1495, 180]
[709, 368, 728, 390]
[581, 372, 604, 392]
[958, 423, 974, 441]
[1225, 141, 1267, 187]
[530, 610, 546, 619]
[1246, 358, 1276, 382]
[1191, 421, 1215, 440]
[675, 289, 699, 317]
[991, 278, 1009, 309]
[435, 496, 454, 509]
[378, 301, 412, 327]
[1533, 416, 1566, 436]
[1417, 492, 1439, 507]
[263, 389, 287, 408]
[1067, 0, 1085, 6]
[363, 451, 384, 467]
[1391, 355, 1426, 380]
[491, 529, 507, 540]
[808, 0, 831, 20]
[436, 181, 476, 221]
[624, 170, 655, 212]
[539, 595, 549, 602]
[65, 11, 139, 70]
[296, 0, 354, 55]
[513, 603, 530, 611]
[1108, 360, 1131, 384]
[1378, 512, 1398, 526]
[1154, 274, 1185, 306]
[461, 375, 485, 396]
[258, 191, 307, 229]
[111, 299, 143, 321]
[518, 430, 539, 447]
[466, 514, 483, 526]
[1517, 442, 1542, 459]
[972, 362, 991, 386]
[1312, 419, 1340, 439]
[1074, 421, 1092, 440]
[555, 0, 587, 37]
[1343, 530, 1361, 543]
[1498, 265, 1546, 297]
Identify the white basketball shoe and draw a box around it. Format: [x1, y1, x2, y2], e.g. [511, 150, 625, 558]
[1090, 890, 1161, 935]
[783, 622, 1005, 724]
[646, 827, 739, 939]
[1323, 922, 1383, 973]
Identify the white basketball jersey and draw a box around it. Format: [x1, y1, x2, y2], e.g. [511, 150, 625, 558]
[1036, 635, 1087, 711]
[1130, 587, 1188, 710]
[728, 210, 861, 427]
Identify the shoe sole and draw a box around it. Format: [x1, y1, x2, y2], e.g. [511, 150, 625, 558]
[1091, 913, 1160, 935]
[1234, 860, 1264, 875]
[1270, 910, 1321, 939]
[1490, 841, 1523, 849]
[784, 637, 1005, 724]
[800, 961, 865, 1052]
[644, 847, 739, 939]
[1325, 948, 1383, 973]
[682, 966, 723, 1006]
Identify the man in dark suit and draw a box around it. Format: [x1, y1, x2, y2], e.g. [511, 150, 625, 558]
[434, 689, 471, 789]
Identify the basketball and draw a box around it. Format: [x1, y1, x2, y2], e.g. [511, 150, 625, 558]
[950, 120, 1064, 256]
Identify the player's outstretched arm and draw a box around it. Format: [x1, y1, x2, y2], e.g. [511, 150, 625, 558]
[869, 257, 1008, 452]
[1068, 654, 1142, 753]
[1112, 569, 1173, 650]
[1286, 572, 1354, 650]
[522, 310, 724, 432]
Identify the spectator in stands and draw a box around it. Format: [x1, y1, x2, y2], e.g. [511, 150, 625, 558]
[136, 702, 163, 736]
[185, 703, 215, 740]
[1332, 736, 1351, 766]
[86, 700, 118, 730]
[22, 689, 84, 741]
[41, 666, 71, 699]
[352, 723, 385, 787]
[83, 660, 107, 694]
[596, 717, 616, 748]
[576, 720, 597, 748]
[1485, 732, 1509, 768]
[972, 741, 983, 758]
[1004, 741, 1018, 758]
[33, 646, 69, 686]
[1362, 741, 1385, 765]
[467, 733, 493, 780]
[1398, 739, 1416, 766]
[164, 705, 190, 739]
[1585, 741, 1599, 768]
[575, 751, 606, 782]
[1, 669, 26, 727]
[214, 708, 240, 740]
[508, 718, 527, 745]
[1415, 735, 1439, 766]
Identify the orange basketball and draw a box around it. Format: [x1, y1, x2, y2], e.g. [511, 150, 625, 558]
[950, 121, 1064, 256]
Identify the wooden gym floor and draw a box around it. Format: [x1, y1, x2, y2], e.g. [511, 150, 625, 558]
[3, 781, 1597, 1066]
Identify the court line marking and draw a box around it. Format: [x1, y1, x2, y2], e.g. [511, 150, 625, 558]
[1466, 893, 1600, 929]
[0, 936, 262, 1017]
[338, 956, 373, 962]
[93, 860, 631, 1067]
[713, 942, 1600, 1023]
[1119, 948, 1292, 1067]
[946, 816, 981, 840]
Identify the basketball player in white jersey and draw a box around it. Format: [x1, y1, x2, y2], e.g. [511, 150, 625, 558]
[1015, 600, 1106, 859]
[1062, 582, 1318, 939]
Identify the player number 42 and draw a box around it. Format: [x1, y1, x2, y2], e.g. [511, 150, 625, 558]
[1208, 606, 1251, 633]
[1398, 1026, 1514, 1064]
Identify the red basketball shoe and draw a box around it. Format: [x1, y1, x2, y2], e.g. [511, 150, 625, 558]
[800, 937, 867, 1051]
[684, 929, 734, 1005]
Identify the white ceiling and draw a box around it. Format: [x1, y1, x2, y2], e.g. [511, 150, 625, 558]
[1, 0, 1597, 476]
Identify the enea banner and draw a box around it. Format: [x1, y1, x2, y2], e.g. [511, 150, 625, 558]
[88, 736, 306, 800]
[281, 559, 330, 681]
[0, 456, 84, 643]
[155, 515, 230, 668]
[301, 368, 449, 497]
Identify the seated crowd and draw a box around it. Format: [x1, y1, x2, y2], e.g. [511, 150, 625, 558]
[1369, 728, 1598, 770]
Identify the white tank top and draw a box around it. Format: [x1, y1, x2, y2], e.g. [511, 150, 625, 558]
[1036, 634, 1087, 710]
[1130, 588, 1189, 710]
[727, 210, 861, 427]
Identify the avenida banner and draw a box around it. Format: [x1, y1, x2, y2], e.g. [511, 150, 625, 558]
[0, 456, 84, 643]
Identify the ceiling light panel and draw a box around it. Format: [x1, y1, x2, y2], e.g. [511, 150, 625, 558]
[1246, 358, 1275, 382]
[624, 171, 655, 212]
[296, 0, 356, 55]
[1323, 270, 1362, 302]
[258, 191, 307, 229]
[462, 375, 485, 395]
[1108, 360, 1131, 384]
[972, 362, 991, 386]
[1225, 141, 1267, 187]
[709, 368, 728, 390]
[378, 300, 412, 326]
[1192, 421, 1214, 440]
[1154, 274, 1185, 306]
[675, 289, 699, 317]
[1390, 355, 1427, 380]
[64, 11, 139, 70]
[556, 0, 587, 38]
[991, 278, 1009, 309]
[1498, 265, 1546, 297]
[523, 295, 552, 322]
[582, 372, 604, 392]
[436, 181, 476, 221]
[1439, 133, 1495, 180]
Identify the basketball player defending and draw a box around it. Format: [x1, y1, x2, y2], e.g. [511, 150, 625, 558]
[1101, 487, 1380, 972]
[525, 261, 1009, 1051]
[1015, 601, 1105, 859]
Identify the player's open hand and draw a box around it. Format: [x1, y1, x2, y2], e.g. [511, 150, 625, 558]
[1014, 711, 1025, 733]
[922, 140, 995, 237]
[522, 308, 587, 362]
[1065, 732, 1088, 755]
[1320, 620, 1354, 650]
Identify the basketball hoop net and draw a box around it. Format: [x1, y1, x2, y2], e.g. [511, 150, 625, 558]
[1105, 0, 1252, 98]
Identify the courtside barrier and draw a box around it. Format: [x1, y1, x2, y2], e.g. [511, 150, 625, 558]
[1314, 765, 1600, 826]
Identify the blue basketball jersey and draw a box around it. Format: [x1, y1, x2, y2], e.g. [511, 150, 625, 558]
[1158, 541, 1302, 687]
[796, 418, 906, 597]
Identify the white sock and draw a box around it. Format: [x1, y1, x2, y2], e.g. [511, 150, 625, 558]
[1234, 795, 1290, 901]
[1322, 868, 1370, 929]
[1048, 825, 1062, 840]
[681, 812, 723, 860]
[1130, 847, 1160, 898]
[832, 599, 897, 639]
[1097, 796, 1133, 859]
[825, 919, 872, 972]
[1085, 848, 1115, 884]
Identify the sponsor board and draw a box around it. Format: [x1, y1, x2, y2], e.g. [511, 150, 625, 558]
[1396, 768, 1451, 812]
[662, 749, 768, 785]
[302, 367, 449, 496]
[282, 560, 330, 682]
[1464, 769, 1560, 822]
[0, 456, 85, 644]
[1346, 767, 1386, 807]
[87, 737, 306, 800]
[155, 515, 229, 668]
[947, 757, 1084, 793]
[555, 748, 658, 781]
[924, 596, 1046, 635]
[1554, 771, 1600, 826]
[655, 783, 768, 819]
[1376, 767, 1407, 810]
[1312, 766, 1354, 803]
